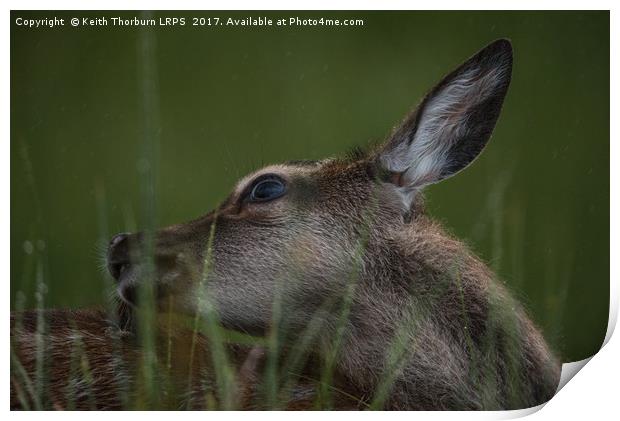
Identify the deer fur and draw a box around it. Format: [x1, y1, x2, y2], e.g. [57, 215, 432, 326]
[11, 309, 360, 410]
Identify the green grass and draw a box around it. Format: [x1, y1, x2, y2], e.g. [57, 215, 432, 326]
[10, 17, 569, 410]
[9, 181, 558, 410]
[10, 176, 398, 410]
[9, 139, 556, 411]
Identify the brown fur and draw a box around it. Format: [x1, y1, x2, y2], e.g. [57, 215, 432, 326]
[10, 309, 362, 410]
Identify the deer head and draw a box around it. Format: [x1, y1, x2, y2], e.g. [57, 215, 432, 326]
[106, 39, 513, 334]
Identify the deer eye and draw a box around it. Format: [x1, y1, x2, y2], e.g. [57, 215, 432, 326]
[248, 176, 286, 202]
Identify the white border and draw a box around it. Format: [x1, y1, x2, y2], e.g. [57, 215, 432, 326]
[4, 2, 617, 419]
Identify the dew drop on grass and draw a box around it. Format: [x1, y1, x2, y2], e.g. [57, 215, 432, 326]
[23, 241, 33, 255]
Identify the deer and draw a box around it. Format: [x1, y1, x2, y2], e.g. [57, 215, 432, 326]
[11, 308, 359, 410]
[11, 39, 561, 410]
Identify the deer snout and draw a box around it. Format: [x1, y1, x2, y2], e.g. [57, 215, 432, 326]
[107, 232, 132, 282]
[106, 228, 203, 309]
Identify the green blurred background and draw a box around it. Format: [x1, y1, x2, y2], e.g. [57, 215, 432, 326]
[11, 11, 609, 362]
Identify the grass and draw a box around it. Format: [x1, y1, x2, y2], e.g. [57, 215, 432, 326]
[11, 350, 37, 410]
[9, 177, 560, 411]
[9, 171, 396, 410]
[10, 23, 561, 411]
[9, 144, 557, 411]
[187, 217, 238, 410]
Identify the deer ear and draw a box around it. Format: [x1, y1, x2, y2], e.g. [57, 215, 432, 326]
[378, 39, 513, 206]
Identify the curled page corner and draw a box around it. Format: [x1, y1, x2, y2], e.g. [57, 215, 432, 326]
[556, 357, 593, 393]
[495, 357, 595, 419]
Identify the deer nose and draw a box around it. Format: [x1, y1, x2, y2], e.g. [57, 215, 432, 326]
[107, 233, 131, 281]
